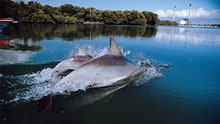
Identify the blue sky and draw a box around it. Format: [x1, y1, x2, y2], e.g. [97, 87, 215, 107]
[31, 0, 220, 11]
[20, 0, 220, 23]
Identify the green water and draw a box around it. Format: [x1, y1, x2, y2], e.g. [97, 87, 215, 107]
[0, 24, 220, 124]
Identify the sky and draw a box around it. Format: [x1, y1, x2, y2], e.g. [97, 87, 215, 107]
[17, 0, 220, 24]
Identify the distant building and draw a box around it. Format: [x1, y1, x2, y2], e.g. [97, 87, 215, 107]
[180, 19, 189, 25]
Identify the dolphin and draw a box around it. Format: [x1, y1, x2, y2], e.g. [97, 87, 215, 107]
[54, 38, 140, 90]
[51, 48, 92, 80]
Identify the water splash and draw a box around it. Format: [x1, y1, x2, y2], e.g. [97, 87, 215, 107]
[69, 45, 130, 58]
[69, 45, 108, 58]
[23, 68, 56, 85]
[132, 58, 163, 86]
[120, 47, 131, 56]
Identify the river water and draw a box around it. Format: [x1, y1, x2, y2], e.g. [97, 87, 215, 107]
[0, 24, 220, 124]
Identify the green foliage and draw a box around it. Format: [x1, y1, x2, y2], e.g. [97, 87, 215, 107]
[0, 0, 174, 26]
[127, 10, 146, 25]
[60, 4, 74, 16]
[142, 11, 159, 25]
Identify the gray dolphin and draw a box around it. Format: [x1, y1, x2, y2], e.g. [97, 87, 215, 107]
[54, 38, 140, 89]
[51, 48, 92, 80]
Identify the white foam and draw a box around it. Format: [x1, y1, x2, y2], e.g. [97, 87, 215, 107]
[22, 68, 56, 85]
[145, 66, 162, 80]
[120, 47, 131, 56]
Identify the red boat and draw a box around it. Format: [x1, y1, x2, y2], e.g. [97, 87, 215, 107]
[0, 40, 11, 49]
[0, 20, 10, 31]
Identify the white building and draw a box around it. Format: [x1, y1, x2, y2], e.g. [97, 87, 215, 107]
[180, 19, 189, 25]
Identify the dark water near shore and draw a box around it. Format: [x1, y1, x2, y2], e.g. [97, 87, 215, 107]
[0, 24, 220, 124]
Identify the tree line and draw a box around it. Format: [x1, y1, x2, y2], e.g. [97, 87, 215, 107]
[0, 0, 178, 26]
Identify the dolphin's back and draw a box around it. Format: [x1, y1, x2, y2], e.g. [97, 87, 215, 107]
[85, 55, 129, 66]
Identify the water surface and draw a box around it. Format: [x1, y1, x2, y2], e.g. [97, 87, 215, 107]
[0, 24, 220, 124]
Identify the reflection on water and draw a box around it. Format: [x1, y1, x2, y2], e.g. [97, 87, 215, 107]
[0, 32, 42, 51]
[155, 26, 220, 45]
[0, 49, 33, 64]
[1, 84, 128, 123]
[2, 24, 158, 42]
[1, 24, 219, 51]
[37, 83, 128, 113]
[0, 24, 158, 64]
[0, 34, 34, 64]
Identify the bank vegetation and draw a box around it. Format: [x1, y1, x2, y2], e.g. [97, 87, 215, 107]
[0, 0, 178, 26]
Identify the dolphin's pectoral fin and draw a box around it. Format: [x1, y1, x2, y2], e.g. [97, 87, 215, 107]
[51, 68, 66, 80]
[108, 38, 122, 56]
[58, 69, 73, 77]
[51, 68, 73, 80]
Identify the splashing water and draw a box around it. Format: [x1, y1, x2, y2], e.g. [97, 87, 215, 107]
[1, 47, 169, 104]
[23, 68, 56, 85]
[69, 45, 109, 58]
[69, 45, 130, 58]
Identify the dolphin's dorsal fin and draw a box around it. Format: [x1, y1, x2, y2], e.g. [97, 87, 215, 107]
[76, 48, 88, 56]
[108, 38, 122, 56]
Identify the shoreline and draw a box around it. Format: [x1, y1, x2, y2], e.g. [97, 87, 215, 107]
[9, 22, 220, 28]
